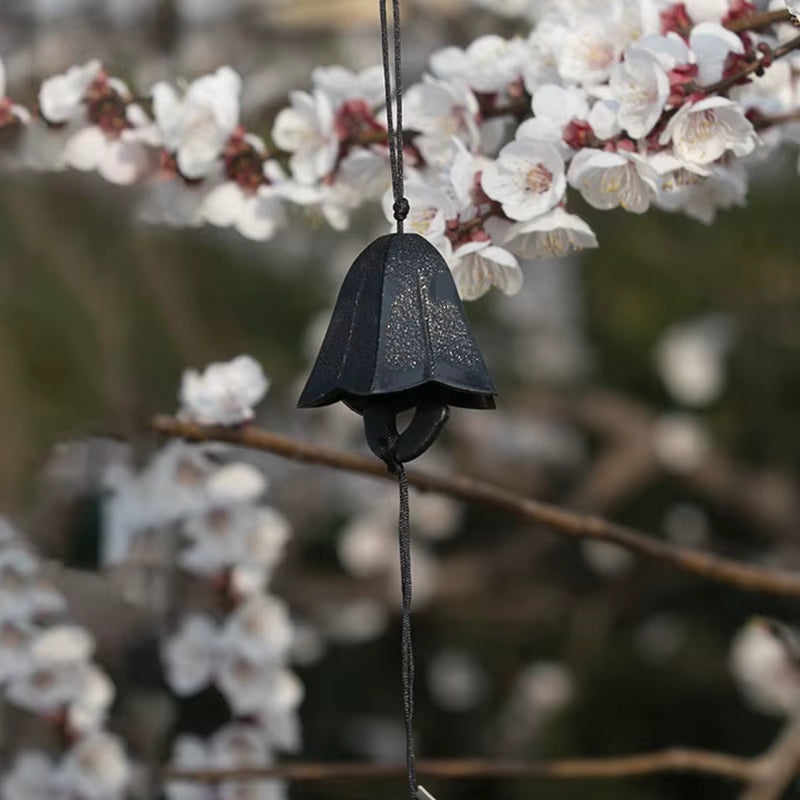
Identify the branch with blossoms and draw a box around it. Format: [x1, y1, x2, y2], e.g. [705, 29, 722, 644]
[2, 1, 800, 302]
[142, 356, 800, 800]
[150, 412, 800, 601]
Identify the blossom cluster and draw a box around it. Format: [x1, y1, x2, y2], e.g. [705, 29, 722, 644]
[102, 358, 300, 800]
[0, 520, 131, 800]
[0, 1, 798, 301]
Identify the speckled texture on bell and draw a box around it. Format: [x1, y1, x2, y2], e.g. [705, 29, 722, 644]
[298, 233, 496, 413]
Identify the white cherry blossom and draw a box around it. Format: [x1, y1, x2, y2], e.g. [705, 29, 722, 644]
[0, 619, 36, 682]
[220, 595, 294, 664]
[502, 207, 598, 258]
[517, 84, 589, 152]
[634, 32, 691, 71]
[161, 613, 220, 695]
[312, 64, 385, 108]
[58, 731, 131, 800]
[66, 664, 115, 734]
[690, 22, 745, 86]
[0, 58, 30, 125]
[206, 463, 268, 505]
[558, 22, 623, 85]
[179, 354, 268, 426]
[38, 60, 102, 123]
[588, 99, 622, 140]
[430, 35, 528, 93]
[403, 77, 480, 167]
[449, 241, 523, 300]
[788, 0, 800, 22]
[659, 96, 759, 169]
[610, 47, 669, 138]
[481, 140, 565, 221]
[153, 67, 242, 179]
[567, 147, 658, 212]
[180, 505, 287, 579]
[201, 151, 287, 242]
[62, 97, 156, 186]
[730, 619, 800, 715]
[0, 546, 65, 621]
[1, 752, 63, 800]
[685, 0, 730, 23]
[657, 162, 748, 223]
[271, 89, 338, 185]
[655, 315, 733, 406]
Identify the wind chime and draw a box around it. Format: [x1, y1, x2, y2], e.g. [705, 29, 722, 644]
[298, 1, 497, 796]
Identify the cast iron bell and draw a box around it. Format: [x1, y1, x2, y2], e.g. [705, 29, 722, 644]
[298, 232, 496, 469]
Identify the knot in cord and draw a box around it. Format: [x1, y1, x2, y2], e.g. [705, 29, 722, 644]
[393, 196, 410, 223]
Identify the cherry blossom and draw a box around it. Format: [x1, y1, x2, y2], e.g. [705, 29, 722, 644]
[0, 58, 30, 127]
[58, 732, 131, 800]
[403, 77, 480, 167]
[609, 47, 670, 138]
[311, 64, 385, 108]
[730, 619, 800, 715]
[659, 96, 759, 169]
[450, 241, 523, 300]
[271, 89, 338, 185]
[167, 725, 287, 800]
[517, 84, 590, 152]
[502, 207, 598, 258]
[481, 140, 566, 221]
[655, 315, 733, 406]
[179, 354, 268, 426]
[558, 21, 623, 85]
[39, 60, 102, 124]
[567, 147, 658, 212]
[430, 35, 528, 93]
[200, 136, 287, 241]
[1, 752, 63, 800]
[153, 66, 242, 179]
[689, 22, 746, 86]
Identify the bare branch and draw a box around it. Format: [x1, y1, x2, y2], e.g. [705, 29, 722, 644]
[151, 415, 800, 599]
[741, 714, 800, 800]
[163, 749, 755, 784]
[724, 8, 793, 32]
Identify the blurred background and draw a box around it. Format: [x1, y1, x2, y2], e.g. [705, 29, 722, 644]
[1, 1, 800, 799]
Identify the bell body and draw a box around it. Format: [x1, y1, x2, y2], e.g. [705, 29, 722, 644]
[298, 233, 496, 414]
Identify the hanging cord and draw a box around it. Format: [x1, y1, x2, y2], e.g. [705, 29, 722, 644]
[379, 0, 409, 233]
[397, 464, 417, 799]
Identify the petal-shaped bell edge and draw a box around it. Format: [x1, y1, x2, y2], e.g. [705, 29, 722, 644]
[298, 233, 497, 413]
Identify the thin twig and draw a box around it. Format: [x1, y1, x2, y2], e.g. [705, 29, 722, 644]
[152, 415, 800, 599]
[740, 714, 800, 800]
[702, 34, 800, 95]
[724, 8, 793, 32]
[163, 750, 755, 784]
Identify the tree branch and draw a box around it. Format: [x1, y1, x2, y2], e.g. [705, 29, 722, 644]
[740, 714, 800, 800]
[163, 749, 755, 784]
[724, 8, 793, 32]
[702, 35, 800, 95]
[152, 415, 800, 599]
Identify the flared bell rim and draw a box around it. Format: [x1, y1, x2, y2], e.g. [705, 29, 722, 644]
[297, 378, 496, 413]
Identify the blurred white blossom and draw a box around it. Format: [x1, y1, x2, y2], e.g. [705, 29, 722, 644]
[730, 619, 800, 715]
[179, 355, 268, 425]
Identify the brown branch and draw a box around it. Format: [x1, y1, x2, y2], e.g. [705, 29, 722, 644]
[724, 8, 793, 32]
[741, 714, 800, 800]
[702, 35, 800, 95]
[152, 415, 800, 599]
[163, 749, 755, 784]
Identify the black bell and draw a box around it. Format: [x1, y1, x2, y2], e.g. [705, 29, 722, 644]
[298, 233, 496, 469]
